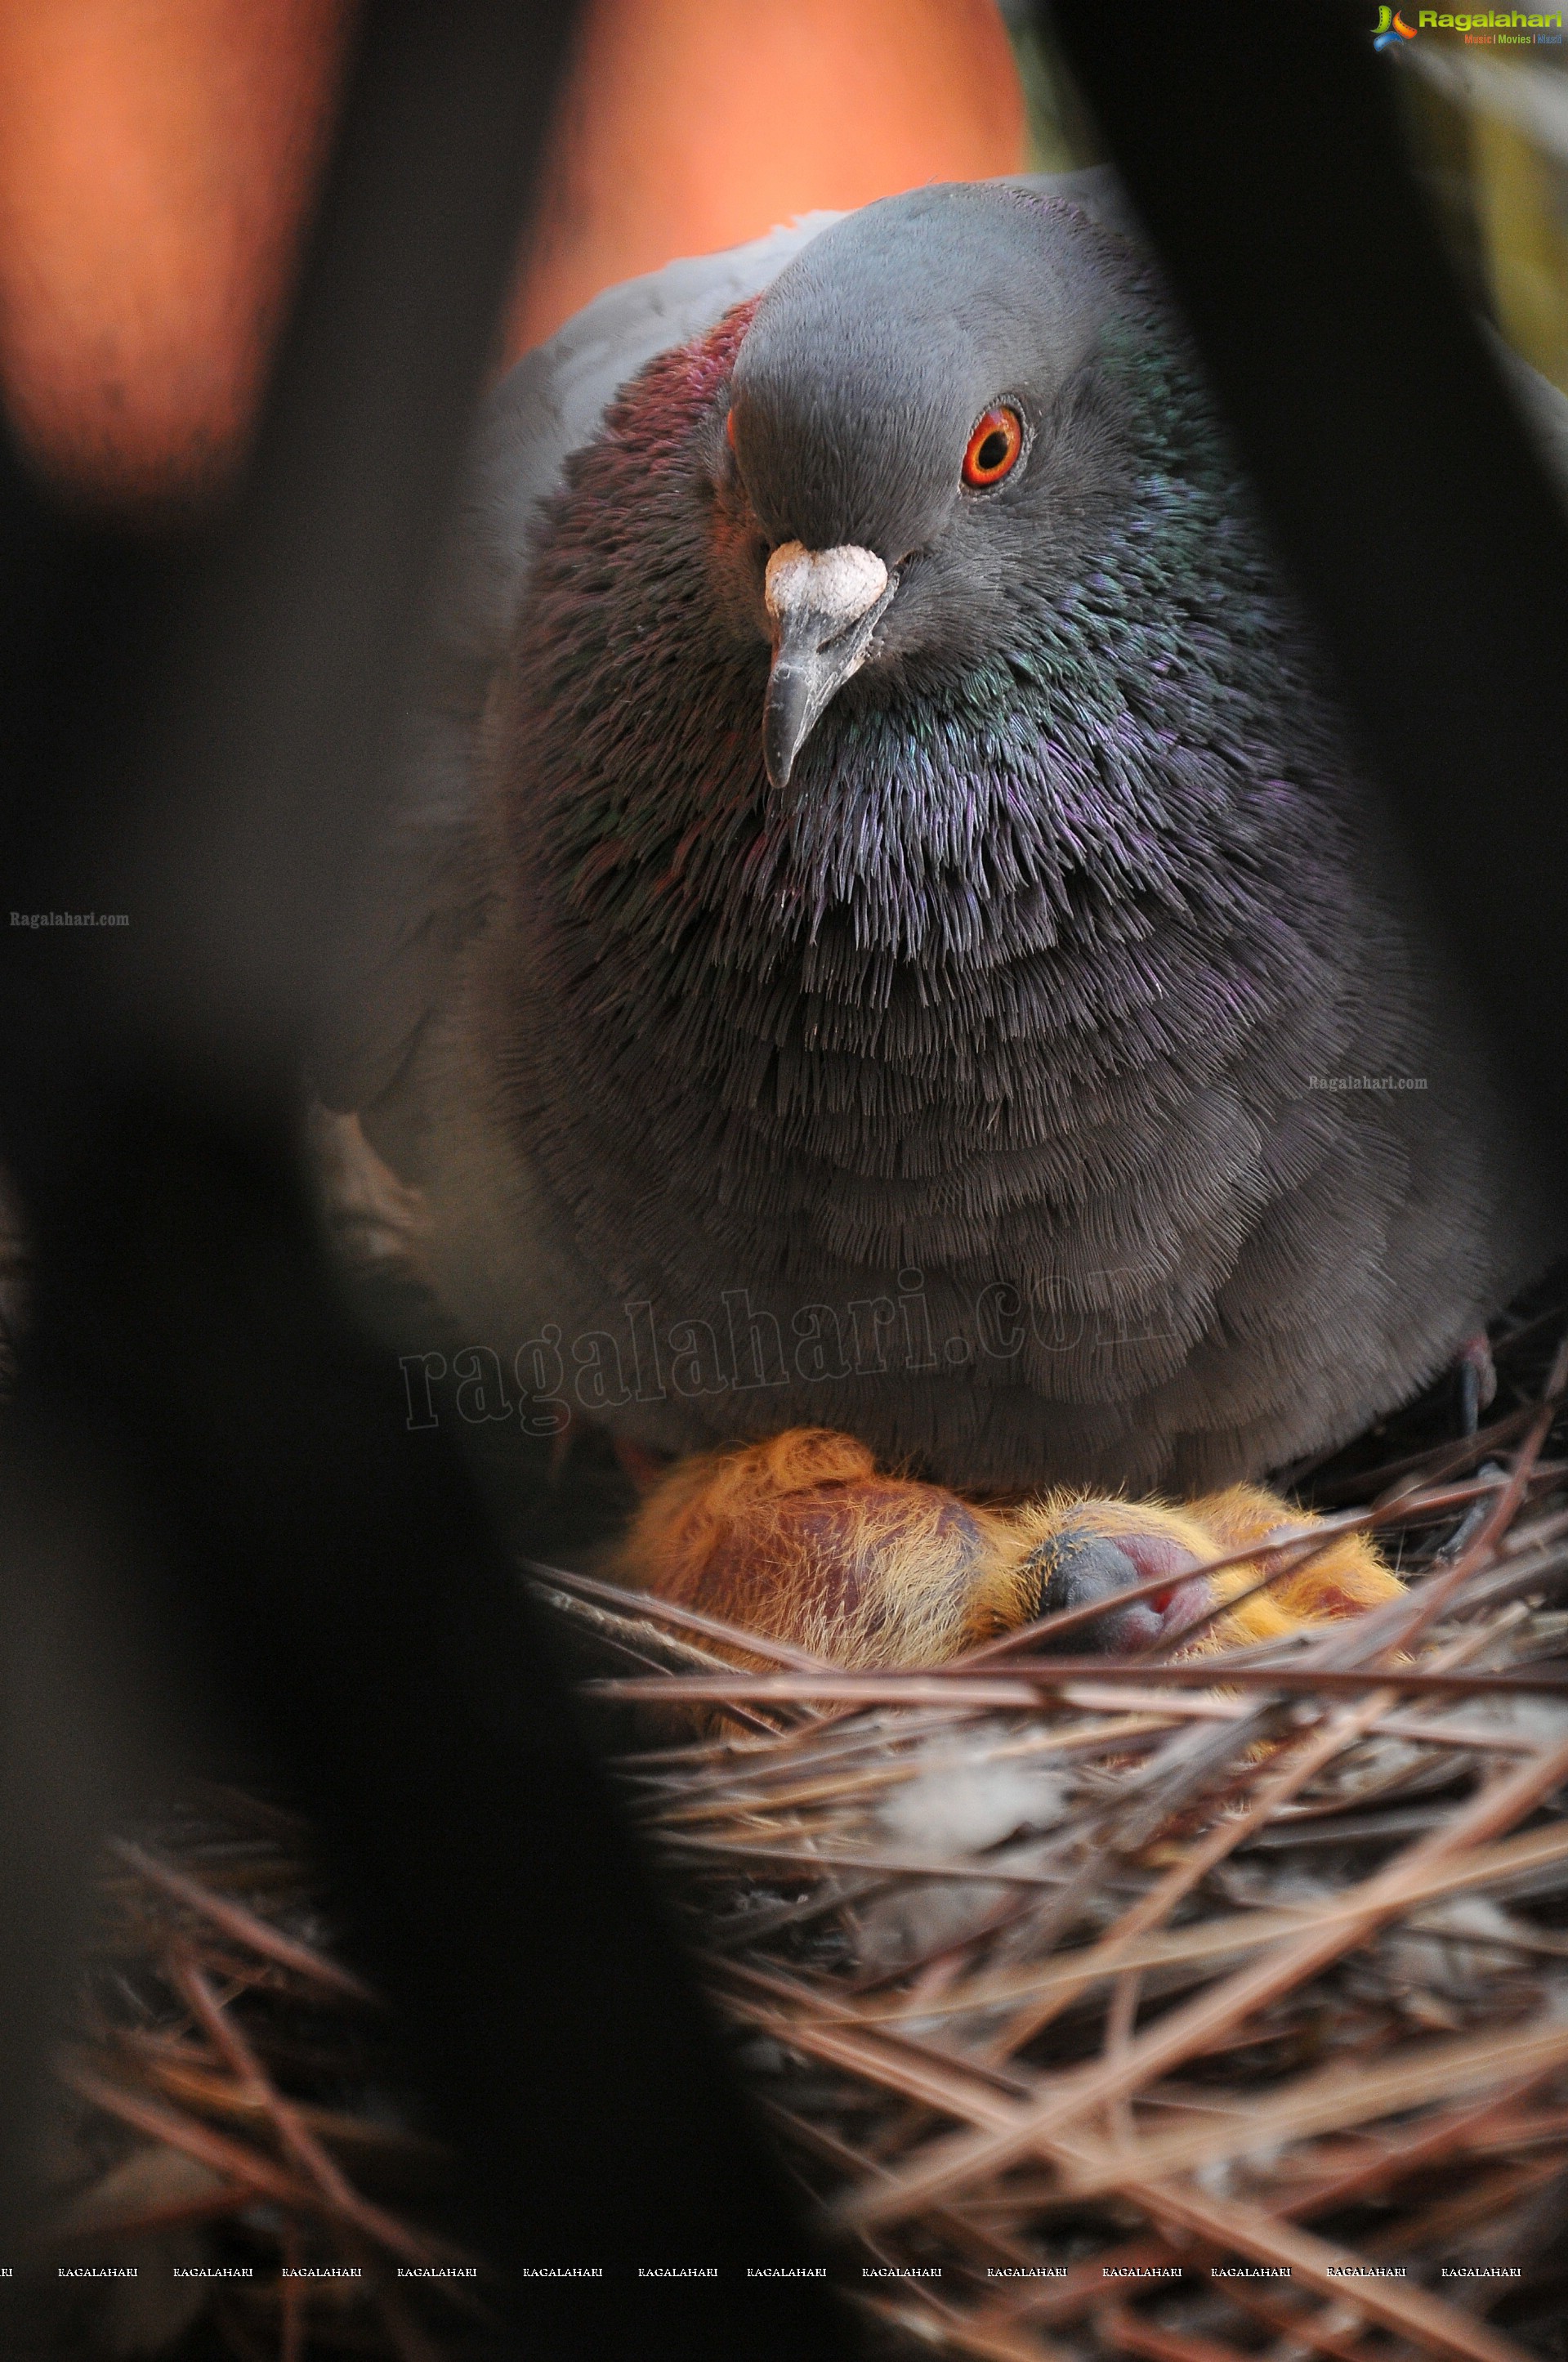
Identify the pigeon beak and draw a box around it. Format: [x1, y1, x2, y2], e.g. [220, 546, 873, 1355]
[762, 541, 894, 789]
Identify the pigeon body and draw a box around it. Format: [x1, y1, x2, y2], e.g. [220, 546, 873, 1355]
[324, 175, 1557, 1496]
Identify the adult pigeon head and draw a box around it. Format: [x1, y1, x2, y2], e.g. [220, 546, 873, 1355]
[328, 176, 1551, 1497]
[722, 186, 1156, 791]
[527, 181, 1266, 1005]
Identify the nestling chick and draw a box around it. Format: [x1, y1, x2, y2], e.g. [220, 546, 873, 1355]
[322, 174, 1560, 1665]
[613, 1426, 1403, 1668]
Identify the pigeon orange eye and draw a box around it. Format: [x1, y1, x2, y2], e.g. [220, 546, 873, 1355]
[962, 405, 1023, 489]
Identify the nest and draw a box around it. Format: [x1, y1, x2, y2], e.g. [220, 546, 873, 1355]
[537, 1295, 1568, 2362]
[25, 1792, 485, 2362]
[33, 1291, 1568, 2361]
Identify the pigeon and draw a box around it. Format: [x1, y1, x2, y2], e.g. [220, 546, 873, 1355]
[319, 169, 1561, 1554]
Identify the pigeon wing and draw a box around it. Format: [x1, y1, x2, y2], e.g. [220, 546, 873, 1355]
[312, 211, 844, 1133]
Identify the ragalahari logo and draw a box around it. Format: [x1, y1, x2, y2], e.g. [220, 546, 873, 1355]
[1379, 7, 1566, 34]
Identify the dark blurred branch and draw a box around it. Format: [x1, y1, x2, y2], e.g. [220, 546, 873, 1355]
[1049, 0, 1568, 1165]
[0, 5, 848, 2353]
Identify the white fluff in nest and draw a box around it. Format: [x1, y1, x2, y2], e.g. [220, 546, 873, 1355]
[878, 1756, 1069, 1855]
[1260, 1871, 1339, 1908]
[855, 1752, 1069, 1984]
[1388, 1894, 1554, 1999]
[1459, 1696, 1568, 1748]
[1197, 2136, 1284, 2199]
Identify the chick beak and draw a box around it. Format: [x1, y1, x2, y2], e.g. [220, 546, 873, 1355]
[762, 540, 894, 789]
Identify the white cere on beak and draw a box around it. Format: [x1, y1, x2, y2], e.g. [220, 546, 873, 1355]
[762, 541, 895, 790]
[764, 541, 889, 637]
